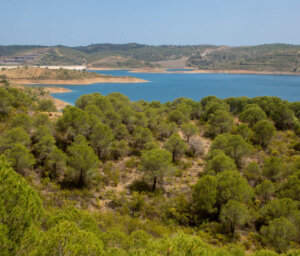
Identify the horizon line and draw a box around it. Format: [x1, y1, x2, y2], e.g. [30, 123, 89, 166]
[0, 42, 299, 48]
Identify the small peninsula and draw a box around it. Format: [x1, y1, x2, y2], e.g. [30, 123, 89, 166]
[0, 67, 147, 85]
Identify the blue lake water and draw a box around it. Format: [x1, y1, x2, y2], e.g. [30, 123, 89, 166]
[43, 70, 300, 104]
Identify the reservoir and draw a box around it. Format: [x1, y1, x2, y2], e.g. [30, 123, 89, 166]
[44, 70, 300, 104]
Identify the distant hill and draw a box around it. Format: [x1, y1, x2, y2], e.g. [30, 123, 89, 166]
[1, 43, 300, 72]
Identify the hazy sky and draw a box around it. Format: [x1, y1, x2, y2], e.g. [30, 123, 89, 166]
[1, 0, 300, 46]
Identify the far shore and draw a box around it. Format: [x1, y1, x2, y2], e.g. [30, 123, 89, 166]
[87, 67, 300, 75]
[0, 65, 87, 70]
[3, 65, 299, 76]
[128, 68, 300, 75]
[43, 87, 72, 93]
[184, 69, 300, 76]
[86, 67, 132, 71]
[9, 76, 148, 85]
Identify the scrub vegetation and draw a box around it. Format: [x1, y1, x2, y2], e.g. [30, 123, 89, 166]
[0, 84, 300, 255]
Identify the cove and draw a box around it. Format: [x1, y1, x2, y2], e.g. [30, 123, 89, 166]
[44, 70, 300, 104]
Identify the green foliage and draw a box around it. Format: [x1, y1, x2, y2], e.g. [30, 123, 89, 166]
[205, 150, 237, 174]
[255, 180, 275, 204]
[113, 124, 130, 140]
[157, 121, 177, 139]
[10, 113, 32, 132]
[271, 103, 295, 130]
[89, 121, 113, 161]
[211, 134, 252, 168]
[0, 87, 34, 118]
[168, 109, 187, 124]
[0, 88, 299, 255]
[225, 97, 250, 114]
[206, 109, 234, 137]
[236, 124, 252, 141]
[220, 200, 251, 234]
[4, 143, 36, 175]
[0, 155, 42, 253]
[132, 126, 153, 151]
[45, 147, 67, 181]
[111, 139, 130, 160]
[37, 99, 57, 112]
[66, 135, 100, 187]
[278, 175, 300, 201]
[32, 113, 52, 128]
[0, 223, 12, 256]
[131, 232, 241, 256]
[0, 127, 31, 151]
[202, 100, 229, 121]
[182, 123, 198, 141]
[32, 221, 104, 256]
[244, 162, 261, 185]
[34, 134, 56, 162]
[261, 217, 296, 252]
[262, 157, 284, 181]
[193, 175, 218, 215]
[239, 106, 267, 126]
[164, 133, 188, 162]
[139, 148, 172, 191]
[56, 106, 90, 142]
[252, 120, 276, 148]
[258, 198, 298, 224]
[217, 170, 254, 205]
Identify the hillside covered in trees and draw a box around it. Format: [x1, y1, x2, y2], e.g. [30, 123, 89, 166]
[1, 43, 300, 72]
[0, 84, 300, 255]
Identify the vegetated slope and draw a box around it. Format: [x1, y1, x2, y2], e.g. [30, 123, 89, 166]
[0, 44, 215, 68]
[0, 83, 300, 255]
[189, 44, 300, 72]
[0, 67, 146, 84]
[0, 67, 107, 81]
[2, 43, 300, 71]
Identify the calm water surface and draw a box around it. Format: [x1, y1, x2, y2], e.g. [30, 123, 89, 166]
[42, 70, 300, 104]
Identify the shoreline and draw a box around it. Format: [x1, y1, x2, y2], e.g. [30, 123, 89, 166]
[184, 69, 300, 76]
[129, 68, 300, 75]
[87, 67, 132, 71]
[87, 66, 300, 75]
[43, 87, 72, 93]
[49, 96, 70, 111]
[4, 65, 299, 76]
[19, 67, 299, 111]
[9, 76, 148, 85]
[0, 65, 86, 70]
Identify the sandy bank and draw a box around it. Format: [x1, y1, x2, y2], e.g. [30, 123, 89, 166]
[129, 68, 300, 75]
[10, 76, 148, 85]
[1, 65, 86, 70]
[184, 69, 300, 75]
[87, 67, 131, 71]
[50, 97, 70, 111]
[129, 69, 173, 73]
[43, 87, 72, 93]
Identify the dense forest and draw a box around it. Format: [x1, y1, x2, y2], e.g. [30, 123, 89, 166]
[0, 84, 300, 255]
[1, 43, 300, 72]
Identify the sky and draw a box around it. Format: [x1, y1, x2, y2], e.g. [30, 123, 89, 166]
[1, 0, 300, 46]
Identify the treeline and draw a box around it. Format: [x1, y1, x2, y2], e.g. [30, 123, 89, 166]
[0, 86, 300, 255]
